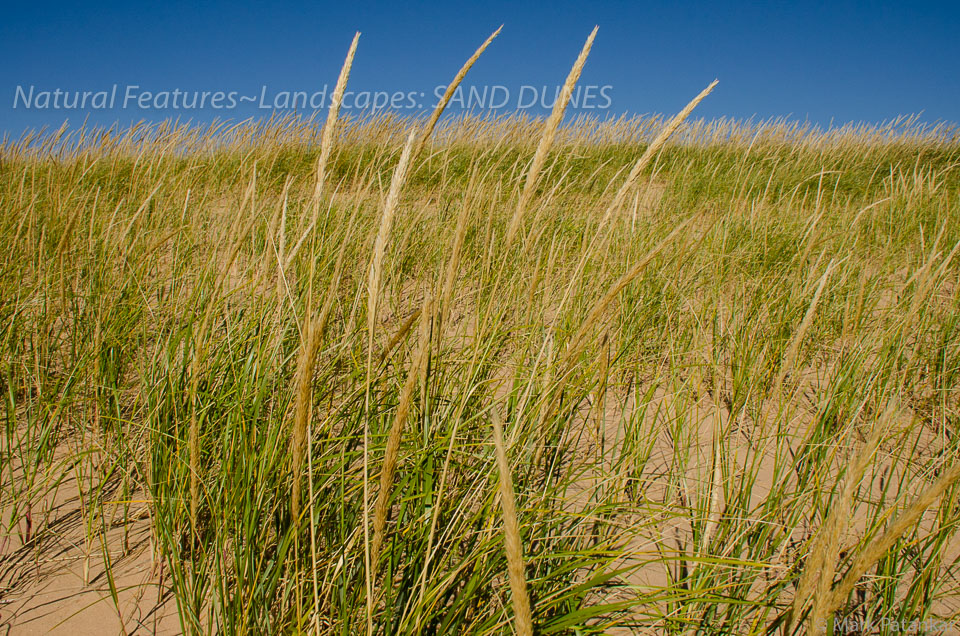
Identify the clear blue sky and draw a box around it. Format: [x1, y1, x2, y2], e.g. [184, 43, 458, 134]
[2, 0, 958, 137]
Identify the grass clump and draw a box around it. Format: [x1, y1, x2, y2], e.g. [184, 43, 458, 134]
[3, 33, 960, 635]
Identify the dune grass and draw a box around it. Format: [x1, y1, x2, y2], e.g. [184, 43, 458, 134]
[2, 58, 960, 634]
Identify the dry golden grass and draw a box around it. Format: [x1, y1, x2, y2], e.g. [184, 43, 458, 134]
[506, 26, 598, 248]
[291, 32, 360, 523]
[492, 408, 533, 636]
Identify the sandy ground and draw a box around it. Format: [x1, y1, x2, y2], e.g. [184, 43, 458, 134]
[1, 461, 180, 635]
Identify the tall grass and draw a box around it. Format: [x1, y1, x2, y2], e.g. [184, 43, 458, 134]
[2, 41, 960, 634]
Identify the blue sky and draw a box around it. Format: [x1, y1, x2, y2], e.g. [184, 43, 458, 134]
[2, 0, 958, 137]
